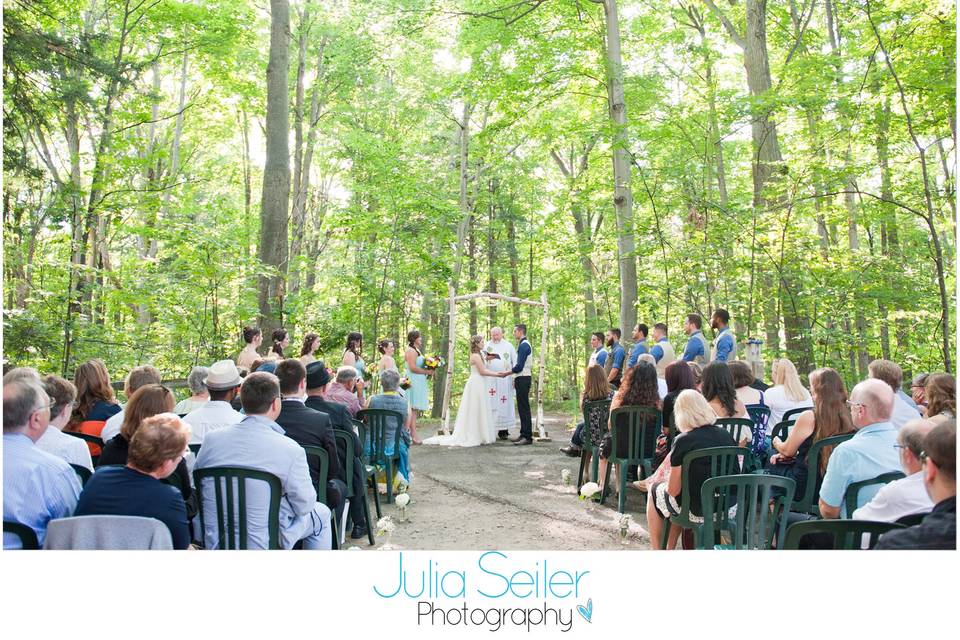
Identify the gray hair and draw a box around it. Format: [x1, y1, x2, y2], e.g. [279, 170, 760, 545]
[3, 367, 41, 384]
[638, 353, 656, 366]
[3, 379, 49, 433]
[898, 419, 935, 458]
[336, 365, 358, 384]
[852, 378, 894, 422]
[380, 369, 400, 392]
[186, 366, 211, 394]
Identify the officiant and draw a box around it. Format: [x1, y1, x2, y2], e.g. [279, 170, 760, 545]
[484, 327, 517, 440]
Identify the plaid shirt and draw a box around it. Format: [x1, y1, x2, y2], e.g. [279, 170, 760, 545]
[324, 382, 361, 417]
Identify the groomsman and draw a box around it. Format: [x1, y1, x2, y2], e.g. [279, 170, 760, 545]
[626, 324, 649, 370]
[605, 328, 626, 388]
[588, 332, 607, 368]
[710, 309, 737, 362]
[681, 314, 710, 365]
[510, 325, 534, 445]
[649, 323, 676, 376]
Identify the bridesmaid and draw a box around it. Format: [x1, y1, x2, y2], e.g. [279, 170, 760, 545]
[237, 326, 262, 372]
[404, 329, 433, 445]
[342, 331, 366, 400]
[265, 329, 289, 361]
[300, 332, 320, 364]
[378, 339, 399, 372]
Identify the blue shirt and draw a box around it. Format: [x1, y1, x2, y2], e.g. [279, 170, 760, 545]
[593, 348, 608, 367]
[714, 328, 735, 362]
[512, 339, 533, 375]
[819, 422, 901, 511]
[3, 432, 82, 549]
[609, 343, 626, 371]
[682, 331, 707, 361]
[194, 414, 320, 549]
[650, 338, 670, 363]
[627, 339, 648, 368]
[75, 465, 191, 549]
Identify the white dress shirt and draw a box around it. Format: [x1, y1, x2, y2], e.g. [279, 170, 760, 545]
[657, 378, 668, 400]
[890, 392, 921, 430]
[35, 427, 94, 471]
[183, 400, 244, 445]
[852, 471, 933, 522]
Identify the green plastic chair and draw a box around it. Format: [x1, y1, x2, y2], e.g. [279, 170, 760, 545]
[895, 512, 929, 527]
[70, 464, 92, 487]
[699, 474, 796, 549]
[300, 445, 341, 550]
[352, 418, 382, 520]
[333, 429, 375, 546]
[3, 521, 39, 550]
[356, 409, 404, 505]
[601, 406, 660, 512]
[769, 420, 796, 443]
[193, 466, 283, 549]
[782, 519, 903, 550]
[578, 399, 611, 490]
[65, 432, 104, 467]
[714, 418, 754, 444]
[782, 407, 812, 424]
[844, 471, 906, 518]
[661, 446, 747, 549]
[791, 432, 856, 515]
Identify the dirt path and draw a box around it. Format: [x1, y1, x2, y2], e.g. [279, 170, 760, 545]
[350, 413, 651, 550]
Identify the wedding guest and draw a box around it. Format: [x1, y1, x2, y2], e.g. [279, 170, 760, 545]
[183, 360, 244, 445]
[688, 361, 703, 390]
[681, 314, 710, 365]
[100, 364, 162, 442]
[853, 418, 935, 522]
[3, 367, 40, 384]
[173, 366, 210, 415]
[605, 328, 626, 388]
[195, 372, 333, 549]
[637, 354, 668, 399]
[867, 359, 920, 429]
[265, 329, 290, 361]
[404, 330, 433, 442]
[378, 339, 399, 372]
[588, 332, 608, 368]
[649, 323, 676, 376]
[98, 384, 193, 505]
[366, 370, 412, 488]
[876, 419, 956, 550]
[300, 333, 321, 365]
[701, 362, 749, 445]
[768, 368, 854, 499]
[67, 359, 121, 454]
[764, 358, 812, 429]
[559, 365, 613, 460]
[730, 360, 768, 450]
[35, 375, 93, 471]
[709, 309, 737, 362]
[653, 360, 698, 468]
[626, 324, 649, 370]
[599, 362, 661, 497]
[326, 366, 362, 417]
[237, 326, 263, 371]
[910, 373, 929, 415]
[647, 390, 738, 550]
[924, 373, 955, 425]
[3, 378, 82, 549]
[75, 414, 192, 549]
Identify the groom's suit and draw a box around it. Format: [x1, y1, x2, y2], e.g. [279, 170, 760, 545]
[511, 337, 533, 441]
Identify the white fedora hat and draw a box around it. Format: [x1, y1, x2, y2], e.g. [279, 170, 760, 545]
[204, 360, 242, 390]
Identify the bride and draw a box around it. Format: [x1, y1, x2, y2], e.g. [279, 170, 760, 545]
[424, 335, 511, 447]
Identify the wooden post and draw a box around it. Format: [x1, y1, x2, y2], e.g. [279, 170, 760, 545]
[536, 291, 550, 440]
[441, 283, 457, 434]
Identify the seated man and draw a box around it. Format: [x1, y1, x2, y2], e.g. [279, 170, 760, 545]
[100, 364, 162, 442]
[853, 419, 935, 522]
[366, 370, 412, 488]
[818, 379, 902, 519]
[876, 420, 955, 549]
[36, 375, 93, 471]
[195, 372, 332, 550]
[183, 360, 244, 445]
[304, 361, 367, 539]
[75, 414, 192, 549]
[867, 359, 920, 429]
[3, 379, 82, 548]
[325, 366, 362, 417]
[273, 359, 347, 528]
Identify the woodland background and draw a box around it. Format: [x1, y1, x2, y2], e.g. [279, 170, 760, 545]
[3, 0, 955, 413]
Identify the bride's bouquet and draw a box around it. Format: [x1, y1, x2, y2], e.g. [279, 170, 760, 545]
[423, 355, 445, 370]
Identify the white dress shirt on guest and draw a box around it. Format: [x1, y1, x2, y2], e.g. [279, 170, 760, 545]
[35, 426, 94, 471]
[852, 471, 933, 522]
[657, 378, 668, 400]
[183, 400, 244, 445]
[99, 407, 126, 443]
[890, 392, 921, 430]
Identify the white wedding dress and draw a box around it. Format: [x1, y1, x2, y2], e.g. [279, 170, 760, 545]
[423, 364, 497, 447]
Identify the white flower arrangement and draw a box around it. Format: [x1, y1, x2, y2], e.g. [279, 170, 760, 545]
[579, 482, 600, 500]
[395, 493, 410, 507]
[618, 513, 632, 529]
[561, 469, 571, 485]
[376, 516, 396, 536]
[348, 546, 363, 550]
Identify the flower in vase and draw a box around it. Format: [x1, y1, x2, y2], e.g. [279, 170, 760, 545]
[561, 469, 571, 485]
[395, 493, 410, 507]
[579, 482, 600, 500]
[376, 516, 396, 536]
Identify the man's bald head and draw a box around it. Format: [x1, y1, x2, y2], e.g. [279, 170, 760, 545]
[851, 378, 895, 425]
[491, 327, 503, 340]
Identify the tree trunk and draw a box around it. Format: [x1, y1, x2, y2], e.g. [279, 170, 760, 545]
[257, 0, 292, 336]
[487, 179, 498, 328]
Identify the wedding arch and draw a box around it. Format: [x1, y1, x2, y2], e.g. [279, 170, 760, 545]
[439, 286, 550, 440]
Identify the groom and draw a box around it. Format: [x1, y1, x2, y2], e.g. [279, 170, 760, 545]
[510, 324, 534, 446]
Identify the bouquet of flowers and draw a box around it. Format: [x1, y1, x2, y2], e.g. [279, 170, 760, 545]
[423, 355, 445, 370]
[365, 361, 379, 379]
[399, 377, 412, 390]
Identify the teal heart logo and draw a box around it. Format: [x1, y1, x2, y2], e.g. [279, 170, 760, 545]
[577, 598, 593, 623]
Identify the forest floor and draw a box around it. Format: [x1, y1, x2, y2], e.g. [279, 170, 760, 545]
[350, 412, 652, 550]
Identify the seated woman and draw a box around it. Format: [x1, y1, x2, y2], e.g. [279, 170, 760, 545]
[647, 390, 739, 550]
[559, 365, 613, 461]
[701, 362, 750, 446]
[598, 362, 661, 497]
[99, 384, 193, 507]
[730, 360, 769, 455]
[925, 373, 956, 425]
[75, 414, 192, 549]
[764, 358, 812, 428]
[67, 359, 122, 455]
[768, 367, 853, 498]
[173, 366, 210, 415]
[649, 360, 698, 472]
[365, 369, 412, 490]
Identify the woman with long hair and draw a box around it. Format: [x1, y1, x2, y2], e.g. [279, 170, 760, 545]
[767, 367, 854, 497]
[300, 333, 320, 364]
[648, 360, 699, 473]
[404, 329, 433, 444]
[378, 339, 399, 372]
[925, 373, 956, 424]
[560, 364, 614, 462]
[266, 329, 290, 360]
[701, 362, 749, 445]
[765, 358, 812, 428]
[598, 361, 662, 497]
[67, 359, 121, 452]
[237, 326, 262, 371]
